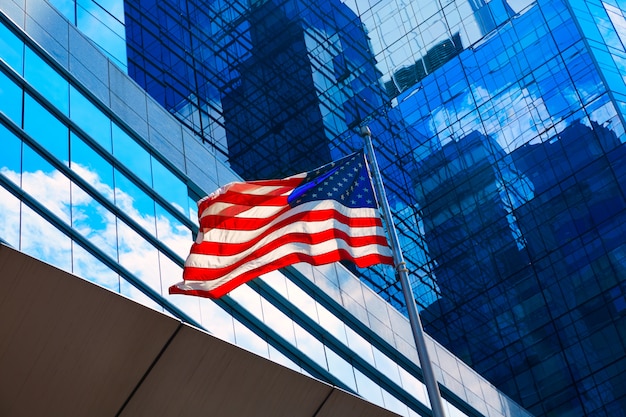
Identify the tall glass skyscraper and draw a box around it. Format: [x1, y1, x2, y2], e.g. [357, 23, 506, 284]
[0, 1, 533, 417]
[3, 0, 626, 415]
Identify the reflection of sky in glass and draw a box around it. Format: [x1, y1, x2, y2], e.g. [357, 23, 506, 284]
[0, 187, 21, 249]
[0, 22, 24, 74]
[24, 94, 69, 164]
[0, 161, 193, 305]
[20, 204, 73, 272]
[342, 0, 535, 82]
[78, 0, 127, 68]
[398, 36, 607, 158]
[47, 0, 127, 68]
[0, 71, 22, 126]
[24, 48, 69, 115]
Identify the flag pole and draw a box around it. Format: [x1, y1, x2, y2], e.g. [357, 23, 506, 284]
[360, 126, 447, 417]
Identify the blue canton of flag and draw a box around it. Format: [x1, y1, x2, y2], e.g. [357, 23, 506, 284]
[289, 152, 378, 209]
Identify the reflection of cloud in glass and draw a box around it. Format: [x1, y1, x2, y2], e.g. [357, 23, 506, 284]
[0, 185, 21, 248]
[3, 168, 73, 224]
[76, 0, 127, 68]
[233, 319, 270, 358]
[429, 85, 552, 150]
[20, 203, 73, 272]
[71, 242, 120, 291]
[0, 164, 192, 303]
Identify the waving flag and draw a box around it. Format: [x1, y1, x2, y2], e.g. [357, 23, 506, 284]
[169, 151, 393, 298]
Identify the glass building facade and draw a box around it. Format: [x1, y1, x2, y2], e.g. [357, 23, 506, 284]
[3, 0, 626, 415]
[0, 1, 533, 417]
[119, 0, 626, 415]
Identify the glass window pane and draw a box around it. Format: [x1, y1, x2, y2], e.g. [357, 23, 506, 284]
[155, 204, 192, 259]
[233, 318, 270, 358]
[24, 93, 69, 164]
[268, 344, 301, 372]
[151, 157, 189, 215]
[199, 301, 236, 343]
[24, 47, 69, 115]
[112, 123, 152, 186]
[187, 194, 197, 222]
[259, 296, 297, 345]
[158, 252, 202, 321]
[0, 70, 23, 126]
[72, 241, 120, 292]
[114, 169, 156, 235]
[0, 23, 24, 74]
[354, 368, 385, 407]
[381, 389, 410, 416]
[76, 0, 127, 67]
[0, 122, 22, 180]
[116, 219, 160, 290]
[70, 132, 115, 201]
[22, 144, 71, 225]
[0, 186, 21, 248]
[324, 346, 358, 391]
[344, 326, 376, 366]
[47, 0, 76, 23]
[316, 302, 348, 345]
[71, 183, 118, 260]
[120, 277, 163, 311]
[20, 203, 72, 273]
[293, 322, 327, 368]
[69, 85, 112, 151]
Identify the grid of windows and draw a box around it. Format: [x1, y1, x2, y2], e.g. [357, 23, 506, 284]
[118, 0, 626, 415]
[0, 7, 533, 417]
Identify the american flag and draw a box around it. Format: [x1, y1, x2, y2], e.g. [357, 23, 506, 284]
[169, 151, 393, 298]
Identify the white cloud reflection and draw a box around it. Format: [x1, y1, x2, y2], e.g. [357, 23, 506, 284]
[0, 163, 190, 301]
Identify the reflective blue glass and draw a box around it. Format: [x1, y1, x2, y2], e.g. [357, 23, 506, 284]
[151, 156, 189, 215]
[24, 48, 69, 115]
[111, 123, 152, 186]
[20, 204, 72, 272]
[71, 242, 120, 291]
[113, 168, 156, 235]
[15, 0, 626, 415]
[154, 204, 191, 259]
[69, 85, 112, 151]
[22, 143, 71, 224]
[71, 183, 119, 260]
[23, 94, 69, 164]
[0, 23, 23, 74]
[0, 122, 21, 176]
[47, 0, 76, 23]
[120, 276, 163, 310]
[0, 70, 22, 125]
[76, 0, 127, 67]
[70, 132, 115, 201]
[116, 219, 160, 291]
[0, 186, 21, 248]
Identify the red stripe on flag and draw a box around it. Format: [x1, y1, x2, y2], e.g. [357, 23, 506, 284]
[174, 250, 393, 299]
[200, 206, 383, 231]
[189, 226, 390, 258]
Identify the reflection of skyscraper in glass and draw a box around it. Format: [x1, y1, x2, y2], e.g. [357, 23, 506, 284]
[394, 1, 626, 414]
[468, 0, 516, 34]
